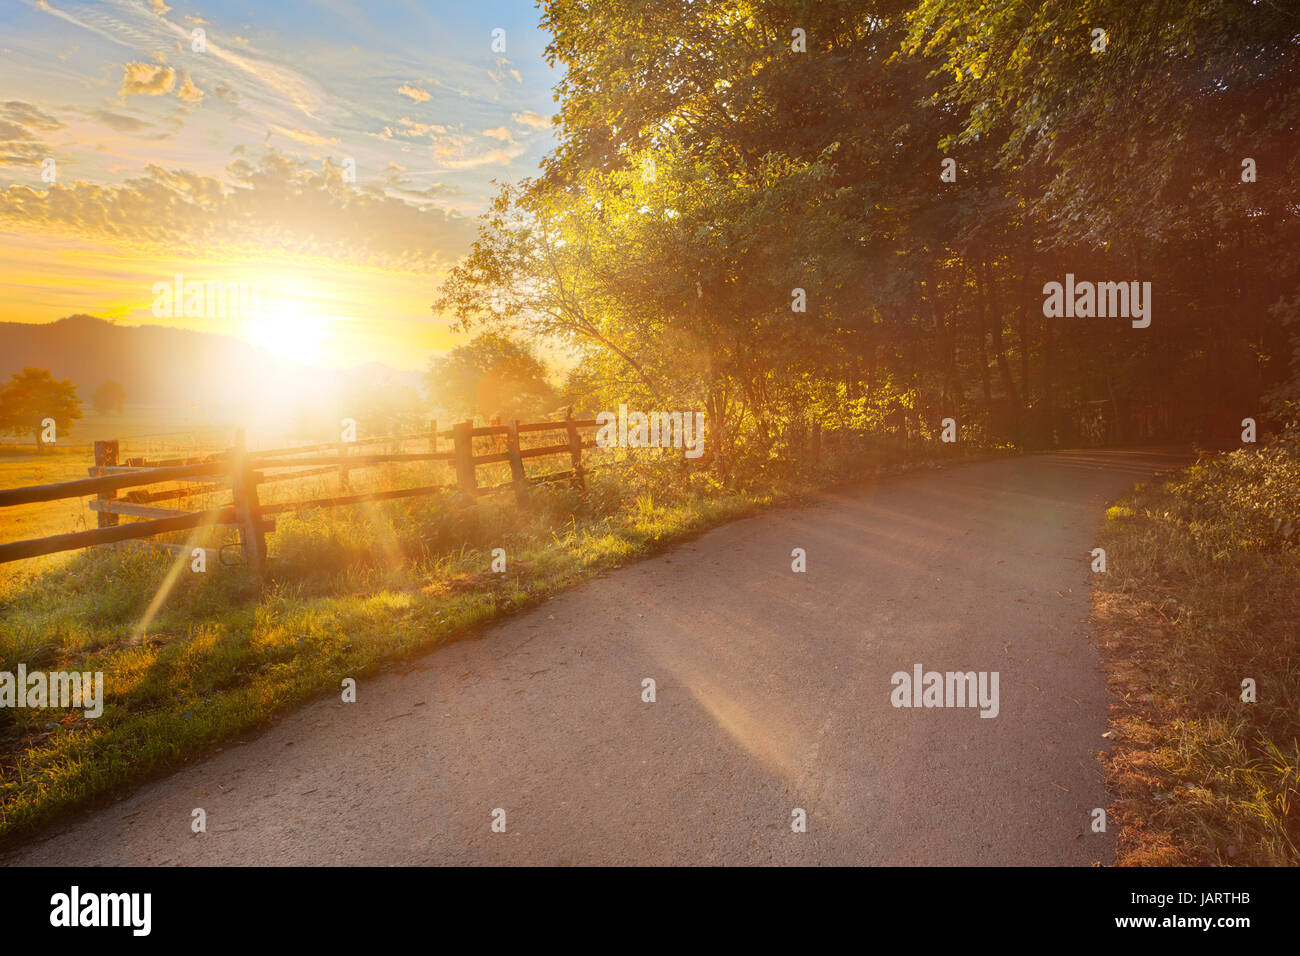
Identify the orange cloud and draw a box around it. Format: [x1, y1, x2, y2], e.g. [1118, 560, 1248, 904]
[0, 150, 474, 272]
[177, 74, 204, 104]
[271, 125, 338, 147]
[512, 110, 551, 130]
[0, 102, 63, 165]
[433, 144, 524, 171]
[397, 83, 431, 103]
[120, 62, 176, 97]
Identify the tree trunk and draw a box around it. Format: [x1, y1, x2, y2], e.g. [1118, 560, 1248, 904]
[982, 259, 1021, 413]
[974, 265, 993, 404]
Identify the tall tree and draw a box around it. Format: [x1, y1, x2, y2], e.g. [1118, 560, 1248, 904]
[0, 367, 82, 451]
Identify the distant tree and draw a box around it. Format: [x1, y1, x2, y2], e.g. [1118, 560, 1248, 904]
[340, 380, 427, 438]
[425, 333, 558, 423]
[91, 380, 127, 415]
[0, 367, 82, 451]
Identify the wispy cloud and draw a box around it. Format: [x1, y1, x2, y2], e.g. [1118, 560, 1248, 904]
[0, 149, 475, 270]
[512, 110, 551, 130]
[397, 83, 431, 103]
[35, 0, 324, 120]
[270, 125, 338, 147]
[433, 144, 525, 171]
[87, 108, 154, 133]
[0, 101, 64, 165]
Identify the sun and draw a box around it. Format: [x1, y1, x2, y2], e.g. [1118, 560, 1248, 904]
[242, 280, 330, 366]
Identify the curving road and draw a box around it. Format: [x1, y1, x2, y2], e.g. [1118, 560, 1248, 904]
[6, 448, 1187, 866]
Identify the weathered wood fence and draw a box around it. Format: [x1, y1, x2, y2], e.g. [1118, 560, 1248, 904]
[0, 414, 600, 570]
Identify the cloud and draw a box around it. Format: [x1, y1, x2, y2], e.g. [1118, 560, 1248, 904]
[379, 163, 458, 200]
[400, 182, 458, 200]
[512, 110, 551, 130]
[0, 137, 48, 166]
[2, 102, 63, 132]
[385, 117, 448, 140]
[146, 0, 172, 15]
[379, 162, 409, 186]
[0, 121, 32, 143]
[270, 125, 338, 147]
[120, 61, 176, 96]
[482, 126, 512, 142]
[432, 144, 525, 171]
[88, 109, 153, 133]
[35, 2, 322, 119]
[0, 150, 475, 270]
[177, 74, 204, 104]
[0, 102, 64, 166]
[397, 83, 431, 103]
[212, 81, 239, 103]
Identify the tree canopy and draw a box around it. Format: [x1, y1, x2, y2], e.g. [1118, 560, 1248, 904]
[91, 380, 126, 415]
[0, 367, 83, 449]
[425, 331, 559, 423]
[435, 0, 1300, 474]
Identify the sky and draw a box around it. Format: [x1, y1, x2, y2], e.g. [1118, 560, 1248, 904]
[0, 0, 560, 370]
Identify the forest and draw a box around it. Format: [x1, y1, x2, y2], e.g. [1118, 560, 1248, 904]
[436, 0, 1300, 476]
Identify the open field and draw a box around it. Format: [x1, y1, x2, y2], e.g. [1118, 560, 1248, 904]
[0, 404, 236, 455]
[0, 453, 97, 555]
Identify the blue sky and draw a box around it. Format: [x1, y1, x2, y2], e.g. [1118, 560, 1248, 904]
[0, 0, 559, 203]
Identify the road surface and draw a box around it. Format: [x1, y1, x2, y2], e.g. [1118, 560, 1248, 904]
[6, 448, 1186, 866]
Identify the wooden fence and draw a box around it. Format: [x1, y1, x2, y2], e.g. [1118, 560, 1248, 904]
[0, 414, 601, 570]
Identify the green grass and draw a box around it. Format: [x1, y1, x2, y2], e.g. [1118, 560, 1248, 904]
[1093, 438, 1300, 865]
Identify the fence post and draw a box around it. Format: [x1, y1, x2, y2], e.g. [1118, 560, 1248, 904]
[564, 407, 585, 491]
[507, 420, 529, 506]
[453, 421, 477, 496]
[230, 428, 266, 572]
[93, 440, 119, 528]
[338, 437, 351, 489]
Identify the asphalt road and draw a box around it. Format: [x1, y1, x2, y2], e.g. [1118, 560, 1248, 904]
[7, 448, 1187, 866]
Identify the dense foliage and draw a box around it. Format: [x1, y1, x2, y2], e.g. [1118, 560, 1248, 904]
[437, 1, 1299, 477]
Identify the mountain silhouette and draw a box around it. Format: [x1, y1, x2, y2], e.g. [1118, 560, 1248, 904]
[0, 315, 423, 411]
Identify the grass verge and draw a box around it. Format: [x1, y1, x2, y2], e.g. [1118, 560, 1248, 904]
[1092, 439, 1300, 865]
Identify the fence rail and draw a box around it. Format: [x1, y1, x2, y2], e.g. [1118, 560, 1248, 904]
[0, 413, 605, 569]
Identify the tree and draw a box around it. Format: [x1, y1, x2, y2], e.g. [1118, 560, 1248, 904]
[0, 367, 82, 451]
[91, 380, 126, 415]
[424, 333, 558, 423]
[339, 380, 427, 439]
